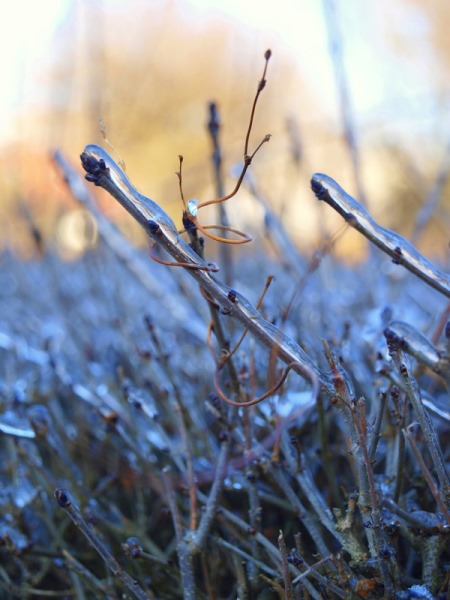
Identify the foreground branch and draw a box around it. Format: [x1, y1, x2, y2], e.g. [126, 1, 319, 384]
[311, 173, 450, 298]
[80, 146, 331, 399]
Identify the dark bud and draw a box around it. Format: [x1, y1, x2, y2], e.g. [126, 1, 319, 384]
[80, 153, 109, 185]
[392, 246, 403, 265]
[311, 178, 328, 200]
[208, 101, 220, 137]
[290, 435, 300, 449]
[54, 488, 72, 508]
[390, 386, 400, 399]
[137, 348, 151, 360]
[208, 393, 221, 409]
[287, 549, 303, 566]
[379, 545, 395, 559]
[80, 152, 96, 172]
[103, 411, 119, 430]
[183, 212, 197, 234]
[384, 327, 402, 354]
[227, 290, 237, 303]
[122, 537, 143, 559]
[147, 220, 160, 235]
[28, 404, 51, 437]
[383, 520, 400, 536]
[265, 49, 272, 60]
[218, 430, 229, 442]
[85, 173, 98, 183]
[246, 469, 256, 483]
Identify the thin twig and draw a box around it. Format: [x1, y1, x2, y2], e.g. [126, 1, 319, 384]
[311, 173, 450, 298]
[53, 150, 205, 341]
[54, 489, 151, 600]
[403, 426, 450, 523]
[278, 543, 298, 600]
[207, 101, 232, 284]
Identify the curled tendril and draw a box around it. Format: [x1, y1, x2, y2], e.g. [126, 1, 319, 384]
[185, 218, 252, 245]
[149, 244, 219, 272]
[175, 52, 272, 246]
[214, 360, 296, 407]
[207, 275, 274, 364]
[196, 134, 271, 212]
[208, 275, 282, 407]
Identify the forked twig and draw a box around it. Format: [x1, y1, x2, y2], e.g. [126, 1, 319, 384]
[175, 50, 271, 251]
[195, 135, 271, 214]
[195, 50, 272, 212]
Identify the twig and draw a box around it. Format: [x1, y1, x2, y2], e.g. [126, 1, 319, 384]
[384, 340, 450, 504]
[61, 549, 109, 594]
[322, 342, 395, 592]
[278, 530, 295, 599]
[284, 436, 343, 542]
[174, 403, 198, 531]
[207, 101, 232, 284]
[53, 150, 205, 341]
[311, 173, 450, 298]
[382, 497, 447, 532]
[270, 456, 337, 557]
[214, 537, 279, 578]
[199, 492, 324, 600]
[80, 147, 328, 398]
[189, 438, 230, 553]
[54, 489, 151, 600]
[403, 426, 450, 523]
[196, 50, 272, 211]
[161, 469, 196, 599]
[368, 389, 387, 463]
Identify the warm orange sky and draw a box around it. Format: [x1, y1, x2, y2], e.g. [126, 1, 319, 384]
[2, 0, 448, 148]
[1, 0, 449, 258]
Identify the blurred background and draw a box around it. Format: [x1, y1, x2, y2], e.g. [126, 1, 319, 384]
[1, 0, 449, 261]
